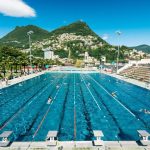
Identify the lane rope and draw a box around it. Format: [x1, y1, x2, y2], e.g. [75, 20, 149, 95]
[81, 75, 102, 111]
[87, 74, 136, 117]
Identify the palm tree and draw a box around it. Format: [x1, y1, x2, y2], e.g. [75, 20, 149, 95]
[22, 55, 29, 74]
[1, 57, 7, 78]
[38, 58, 45, 71]
[0, 62, 5, 78]
[7, 56, 14, 79]
[32, 57, 39, 71]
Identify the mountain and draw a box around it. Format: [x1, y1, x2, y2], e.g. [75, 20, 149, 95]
[131, 44, 150, 54]
[0, 21, 131, 61]
[0, 25, 49, 48]
[50, 20, 107, 44]
[0, 21, 106, 48]
[50, 21, 103, 38]
[51, 21, 95, 36]
[30, 21, 110, 58]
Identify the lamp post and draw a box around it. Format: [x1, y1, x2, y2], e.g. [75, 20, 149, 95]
[27, 31, 34, 69]
[116, 31, 121, 74]
[99, 43, 102, 71]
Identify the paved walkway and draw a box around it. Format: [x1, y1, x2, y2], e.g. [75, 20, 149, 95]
[0, 71, 45, 89]
[0, 141, 149, 150]
[100, 71, 150, 90]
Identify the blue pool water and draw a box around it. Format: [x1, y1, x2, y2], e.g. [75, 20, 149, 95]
[0, 73, 150, 142]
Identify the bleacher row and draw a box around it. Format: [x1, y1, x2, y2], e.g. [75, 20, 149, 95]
[119, 65, 150, 83]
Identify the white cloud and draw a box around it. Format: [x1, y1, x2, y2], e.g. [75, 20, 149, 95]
[0, 0, 36, 17]
[102, 34, 109, 40]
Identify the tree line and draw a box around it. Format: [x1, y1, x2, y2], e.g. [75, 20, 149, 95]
[0, 46, 61, 79]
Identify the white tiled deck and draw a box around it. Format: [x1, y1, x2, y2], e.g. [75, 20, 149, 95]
[0, 141, 150, 150]
[0, 71, 45, 89]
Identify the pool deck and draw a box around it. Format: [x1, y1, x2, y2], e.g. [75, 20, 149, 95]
[0, 71, 45, 89]
[49, 70, 99, 74]
[0, 141, 150, 150]
[100, 71, 150, 91]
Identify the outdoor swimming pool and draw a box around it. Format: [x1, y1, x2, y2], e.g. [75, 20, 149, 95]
[0, 72, 150, 142]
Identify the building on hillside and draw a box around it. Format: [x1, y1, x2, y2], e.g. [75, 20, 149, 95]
[101, 56, 106, 63]
[43, 48, 54, 60]
[129, 49, 146, 59]
[84, 52, 89, 63]
[84, 51, 99, 67]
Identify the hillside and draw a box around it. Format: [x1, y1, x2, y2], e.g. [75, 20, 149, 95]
[31, 21, 109, 56]
[49, 21, 107, 44]
[0, 21, 107, 48]
[50, 21, 104, 39]
[0, 21, 133, 62]
[51, 21, 94, 36]
[131, 44, 150, 54]
[0, 25, 49, 48]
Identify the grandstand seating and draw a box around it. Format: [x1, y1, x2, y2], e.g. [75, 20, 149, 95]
[119, 65, 150, 83]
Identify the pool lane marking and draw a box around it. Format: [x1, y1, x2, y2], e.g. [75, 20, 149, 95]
[0, 84, 49, 131]
[73, 74, 76, 142]
[74, 74, 76, 105]
[0, 75, 63, 131]
[32, 75, 67, 139]
[87, 74, 136, 117]
[81, 75, 102, 111]
[32, 75, 66, 138]
[32, 105, 51, 138]
[0, 76, 45, 107]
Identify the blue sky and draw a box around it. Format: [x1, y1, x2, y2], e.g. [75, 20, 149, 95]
[0, 0, 150, 46]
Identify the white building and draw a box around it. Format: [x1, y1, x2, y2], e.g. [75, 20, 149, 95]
[84, 51, 99, 67]
[43, 48, 54, 60]
[84, 52, 89, 63]
[101, 56, 106, 62]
